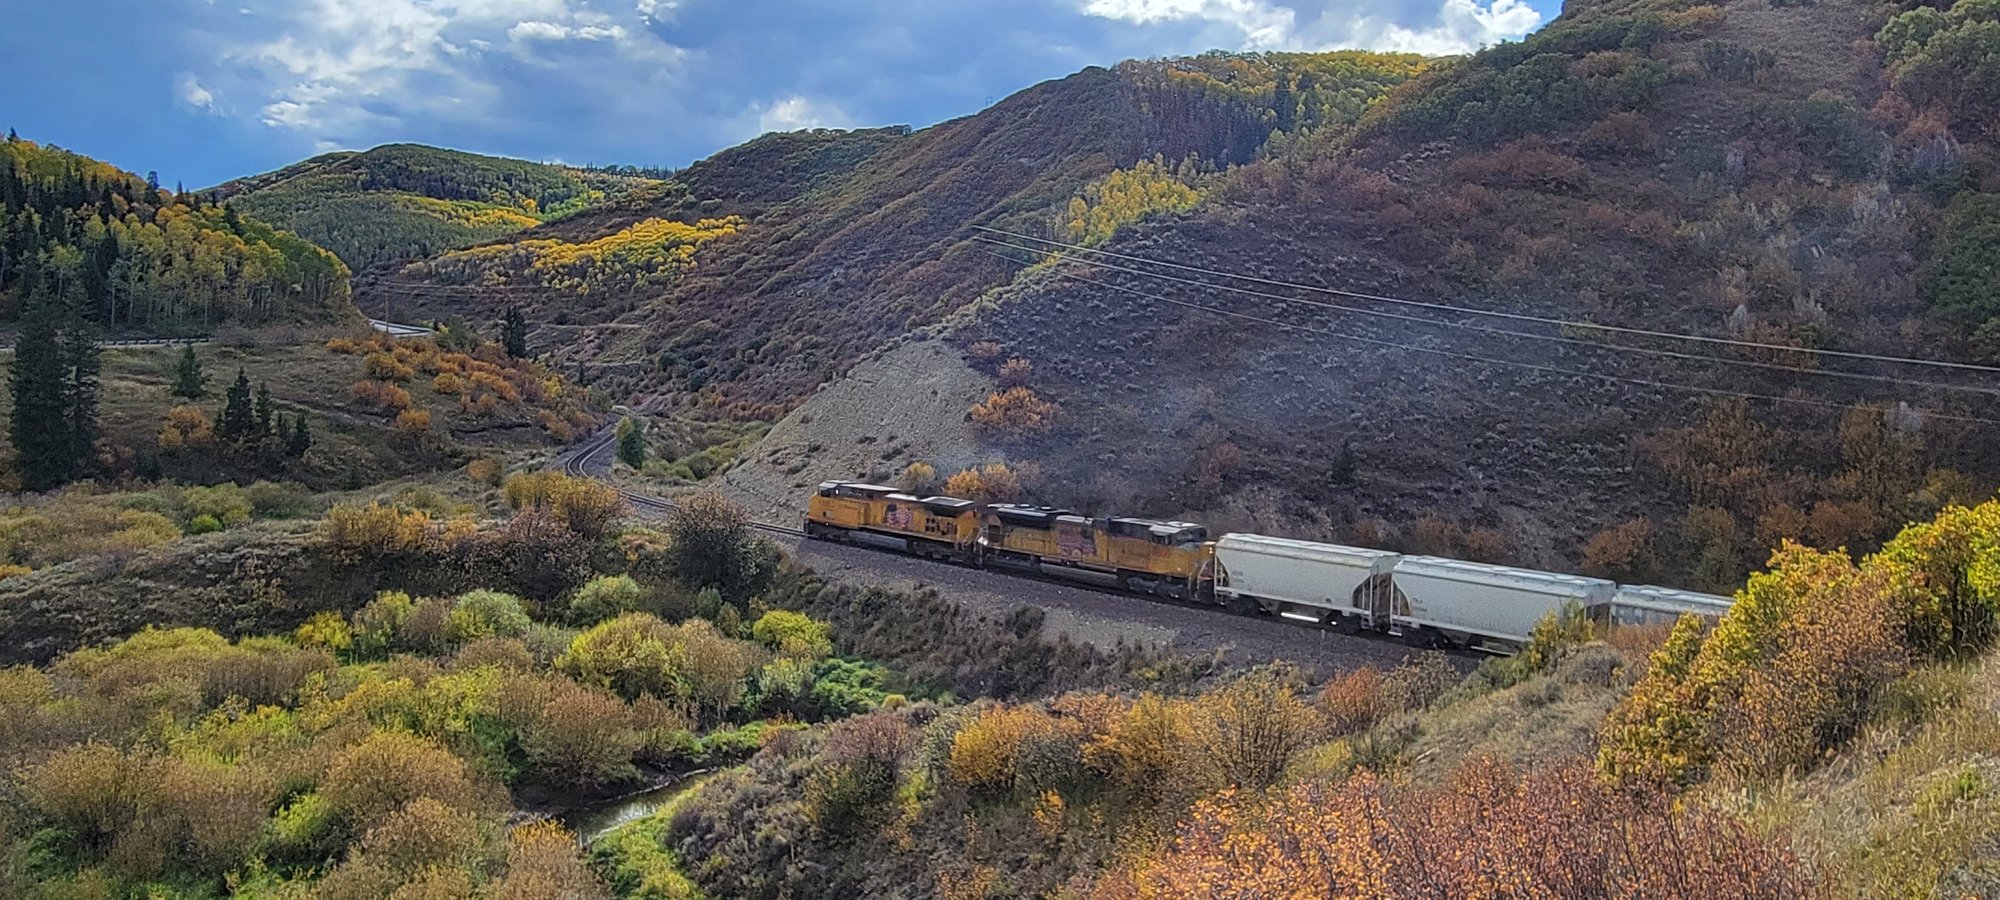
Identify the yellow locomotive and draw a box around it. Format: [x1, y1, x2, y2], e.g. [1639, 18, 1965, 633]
[804, 481, 1212, 596]
[803, 482, 982, 561]
[982, 504, 1211, 599]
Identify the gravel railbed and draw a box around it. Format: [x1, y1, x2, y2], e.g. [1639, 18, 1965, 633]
[572, 433, 1441, 676]
[782, 535, 1429, 674]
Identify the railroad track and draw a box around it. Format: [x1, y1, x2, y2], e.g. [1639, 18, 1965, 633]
[554, 427, 1487, 660]
[560, 428, 807, 538]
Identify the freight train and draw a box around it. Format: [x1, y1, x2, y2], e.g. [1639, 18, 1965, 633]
[804, 480, 1733, 654]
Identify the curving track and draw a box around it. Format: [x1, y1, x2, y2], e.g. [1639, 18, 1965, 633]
[562, 428, 806, 538]
[558, 428, 1445, 672]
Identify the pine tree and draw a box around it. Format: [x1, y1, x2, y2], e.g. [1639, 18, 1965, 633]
[1273, 70, 1297, 133]
[286, 412, 313, 458]
[171, 344, 205, 399]
[9, 281, 71, 490]
[255, 381, 274, 436]
[61, 294, 100, 474]
[616, 416, 647, 469]
[217, 368, 254, 442]
[502, 306, 528, 358]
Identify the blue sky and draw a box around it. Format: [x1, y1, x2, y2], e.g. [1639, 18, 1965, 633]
[2, 0, 1561, 188]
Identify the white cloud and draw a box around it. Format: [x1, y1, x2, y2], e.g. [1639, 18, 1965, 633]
[508, 20, 572, 41]
[635, 0, 681, 21]
[176, 72, 217, 111]
[1082, 0, 1296, 48]
[1078, 0, 1545, 54]
[508, 18, 626, 41]
[214, 0, 680, 139]
[754, 95, 854, 134]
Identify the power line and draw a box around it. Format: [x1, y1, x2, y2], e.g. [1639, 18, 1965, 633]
[973, 225, 2000, 376]
[978, 249, 2000, 427]
[975, 236, 2000, 400]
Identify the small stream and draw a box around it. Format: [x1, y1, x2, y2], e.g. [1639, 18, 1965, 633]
[553, 771, 710, 845]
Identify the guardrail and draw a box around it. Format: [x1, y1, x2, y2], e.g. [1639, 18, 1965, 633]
[0, 319, 432, 353]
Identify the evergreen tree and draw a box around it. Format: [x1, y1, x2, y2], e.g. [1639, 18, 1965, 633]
[1273, 70, 1297, 133]
[286, 412, 313, 458]
[255, 381, 274, 436]
[616, 416, 647, 469]
[9, 281, 71, 490]
[217, 368, 255, 442]
[171, 344, 205, 399]
[61, 296, 100, 474]
[502, 306, 528, 358]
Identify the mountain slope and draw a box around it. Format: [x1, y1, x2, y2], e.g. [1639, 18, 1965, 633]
[352, 53, 1429, 417]
[943, 0, 2000, 585]
[215, 143, 661, 271]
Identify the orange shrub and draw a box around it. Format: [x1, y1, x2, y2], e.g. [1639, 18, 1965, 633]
[158, 405, 215, 451]
[352, 380, 414, 413]
[465, 457, 503, 487]
[537, 409, 574, 442]
[942, 463, 1022, 502]
[1097, 761, 1813, 899]
[433, 372, 466, 395]
[501, 472, 624, 538]
[319, 502, 437, 561]
[1316, 665, 1390, 735]
[363, 351, 416, 382]
[396, 408, 434, 435]
[897, 462, 939, 494]
[461, 393, 500, 418]
[325, 337, 364, 355]
[469, 371, 522, 404]
[970, 388, 1058, 435]
[1582, 518, 1657, 579]
[997, 357, 1033, 387]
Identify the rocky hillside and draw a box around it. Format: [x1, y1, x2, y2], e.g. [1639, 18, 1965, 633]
[939, 0, 2000, 587]
[358, 2, 2000, 588]
[213, 144, 661, 271]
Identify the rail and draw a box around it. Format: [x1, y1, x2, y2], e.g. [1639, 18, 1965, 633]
[560, 428, 807, 538]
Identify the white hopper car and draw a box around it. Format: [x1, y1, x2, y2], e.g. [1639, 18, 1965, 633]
[1212, 533, 1732, 653]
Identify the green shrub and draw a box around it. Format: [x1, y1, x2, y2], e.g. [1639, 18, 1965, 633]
[750, 610, 833, 660]
[187, 514, 225, 535]
[569, 574, 649, 625]
[446, 589, 532, 643]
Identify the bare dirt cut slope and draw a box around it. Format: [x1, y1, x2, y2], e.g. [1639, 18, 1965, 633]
[712, 339, 995, 522]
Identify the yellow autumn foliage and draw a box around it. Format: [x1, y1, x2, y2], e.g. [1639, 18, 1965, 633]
[406, 216, 744, 294]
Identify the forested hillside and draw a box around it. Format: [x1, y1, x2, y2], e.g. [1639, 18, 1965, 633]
[353, 53, 1428, 419]
[215, 144, 662, 271]
[943, 0, 2000, 587]
[0, 136, 352, 331]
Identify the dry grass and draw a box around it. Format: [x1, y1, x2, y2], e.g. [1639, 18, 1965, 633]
[1727, 654, 2000, 897]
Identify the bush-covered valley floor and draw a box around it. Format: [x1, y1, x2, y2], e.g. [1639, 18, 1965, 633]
[1, 447, 1998, 897]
